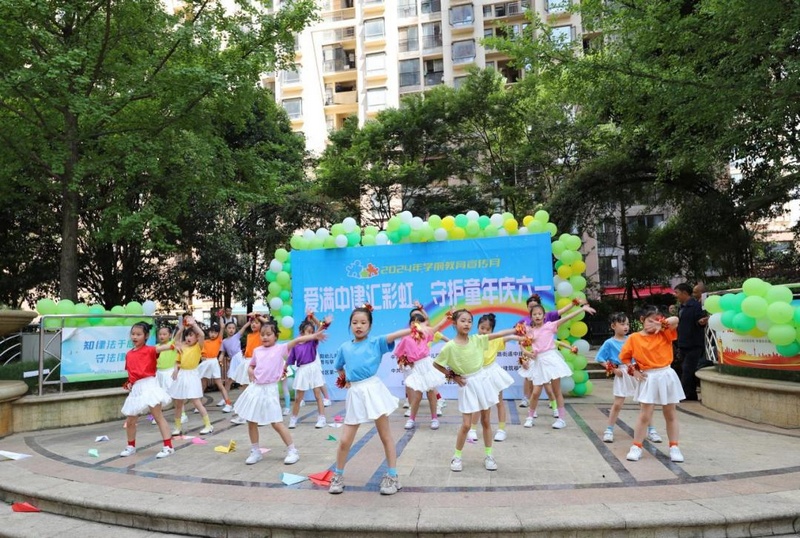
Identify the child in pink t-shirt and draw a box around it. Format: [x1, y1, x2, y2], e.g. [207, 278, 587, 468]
[233, 319, 327, 466]
[519, 303, 593, 429]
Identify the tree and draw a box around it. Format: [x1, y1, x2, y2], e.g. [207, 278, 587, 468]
[0, 0, 317, 300]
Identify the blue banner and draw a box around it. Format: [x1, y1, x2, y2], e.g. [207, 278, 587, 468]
[61, 326, 155, 382]
[292, 234, 555, 400]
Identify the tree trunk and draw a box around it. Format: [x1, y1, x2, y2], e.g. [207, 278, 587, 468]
[59, 110, 80, 301]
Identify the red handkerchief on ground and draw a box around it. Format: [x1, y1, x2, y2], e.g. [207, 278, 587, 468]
[308, 470, 334, 487]
[12, 502, 40, 512]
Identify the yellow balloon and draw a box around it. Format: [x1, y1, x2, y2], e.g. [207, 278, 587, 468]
[749, 327, 767, 338]
[451, 227, 466, 240]
[571, 260, 587, 274]
[442, 216, 455, 231]
[522, 215, 534, 226]
[557, 265, 572, 279]
[556, 298, 572, 310]
[569, 321, 588, 338]
[503, 219, 518, 232]
[279, 327, 293, 340]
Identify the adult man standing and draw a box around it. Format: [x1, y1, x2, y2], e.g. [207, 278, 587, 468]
[674, 283, 706, 401]
[219, 306, 237, 327]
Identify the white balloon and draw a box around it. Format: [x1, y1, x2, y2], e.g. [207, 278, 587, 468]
[434, 228, 448, 241]
[466, 210, 479, 221]
[410, 216, 424, 230]
[708, 313, 724, 332]
[518, 226, 529, 235]
[342, 217, 357, 233]
[316, 227, 330, 239]
[399, 210, 413, 223]
[334, 234, 348, 248]
[560, 376, 575, 394]
[269, 259, 283, 273]
[556, 281, 574, 297]
[269, 297, 283, 310]
[756, 317, 772, 332]
[281, 316, 295, 329]
[490, 213, 504, 227]
[142, 300, 156, 316]
[302, 229, 315, 240]
[375, 232, 389, 245]
[553, 276, 565, 287]
[497, 228, 508, 237]
[574, 339, 590, 355]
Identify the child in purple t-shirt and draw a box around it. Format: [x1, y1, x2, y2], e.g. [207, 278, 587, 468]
[287, 314, 332, 429]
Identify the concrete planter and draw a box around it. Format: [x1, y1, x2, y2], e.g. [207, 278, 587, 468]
[0, 310, 37, 337]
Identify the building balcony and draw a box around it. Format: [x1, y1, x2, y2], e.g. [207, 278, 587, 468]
[424, 71, 444, 86]
[422, 35, 443, 50]
[322, 27, 356, 44]
[325, 91, 358, 106]
[399, 72, 421, 88]
[323, 59, 357, 74]
[484, 0, 529, 20]
[322, 7, 355, 22]
[398, 38, 419, 53]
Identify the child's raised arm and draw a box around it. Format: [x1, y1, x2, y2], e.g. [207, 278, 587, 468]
[487, 327, 517, 341]
[234, 320, 251, 339]
[286, 326, 328, 351]
[554, 304, 593, 327]
[155, 342, 174, 353]
[187, 317, 204, 346]
[385, 327, 412, 344]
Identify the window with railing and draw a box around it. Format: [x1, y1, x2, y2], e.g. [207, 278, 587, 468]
[282, 98, 302, 119]
[282, 69, 301, 84]
[322, 47, 356, 72]
[452, 39, 475, 63]
[399, 59, 421, 87]
[367, 87, 388, 110]
[421, 0, 441, 14]
[597, 219, 617, 249]
[453, 76, 468, 89]
[424, 58, 444, 86]
[397, 0, 417, 17]
[365, 18, 385, 40]
[422, 22, 442, 49]
[449, 4, 474, 26]
[599, 256, 620, 286]
[399, 26, 419, 52]
[551, 25, 574, 47]
[366, 52, 386, 75]
[626, 214, 664, 231]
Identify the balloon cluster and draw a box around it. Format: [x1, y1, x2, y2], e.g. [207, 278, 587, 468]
[264, 248, 295, 335]
[559, 339, 594, 397]
[35, 299, 157, 330]
[705, 278, 800, 357]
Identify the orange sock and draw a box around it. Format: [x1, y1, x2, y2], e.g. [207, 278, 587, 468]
[633, 442, 643, 448]
[226, 399, 232, 405]
[669, 441, 679, 447]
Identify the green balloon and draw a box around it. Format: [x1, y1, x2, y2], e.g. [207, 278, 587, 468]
[560, 250, 577, 265]
[36, 298, 57, 315]
[388, 231, 401, 243]
[484, 225, 498, 237]
[766, 285, 793, 304]
[546, 223, 558, 236]
[455, 214, 468, 228]
[572, 353, 587, 370]
[775, 341, 800, 357]
[386, 217, 401, 232]
[571, 370, 589, 384]
[569, 275, 587, 291]
[766, 302, 794, 325]
[268, 282, 283, 295]
[534, 209, 549, 223]
[56, 299, 75, 315]
[742, 277, 769, 297]
[557, 326, 570, 340]
[283, 262, 291, 273]
[265, 270, 277, 282]
[364, 226, 379, 236]
[323, 236, 336, 249]
[572, 382, 587, 396]
[585, 381, 594, 395]
[741, 296, 768, 318]
[87, 305, 105, 326]
[346, 231, 361, 246]
[721, 310, 737, 329]
[362, 235, 376, 246]
[704, 295, 722, 314]
[528, 220, 545, 233]
[279, 304, 293, 317]
[428, 215, 442, 229]
[551, 240, 566, 257]
[125, 301, 143, 315]
[280, 290, 291, 301]
[398, 223, 411, 237]
[276, 271, 291, 286]
[290, 235, 307, 250]
[732, 312, 756, 333]
[478, 215, 490, 229]
[310, 237, 324, 249]
[275, 248, 289, 262]
[768, 324, 795, 346]
[465, 221, 480, 237]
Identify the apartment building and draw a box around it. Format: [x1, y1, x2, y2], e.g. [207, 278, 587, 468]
[262, 0, 581, 154]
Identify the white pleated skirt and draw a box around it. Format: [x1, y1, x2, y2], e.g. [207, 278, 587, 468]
[156, 368, 174, 391]
[613, 368, 639, 398]
[234, 382, 283, 424]
[634, 366, 685, 405]
[405, 356, 446, 392]
[293, 360, 325, 391]
[344, 376, 398, 425]
[168, 368, 203, 400]
[525, 349, 573, 386]
[122, 377, 172, 416]
[483, 362, 514, 394]
[197, 358, 222, 379]
[230, 353, 252, 385]
[457, 368, 500, 414]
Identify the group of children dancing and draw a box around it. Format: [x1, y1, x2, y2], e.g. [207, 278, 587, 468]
[120, 296, 687, 495]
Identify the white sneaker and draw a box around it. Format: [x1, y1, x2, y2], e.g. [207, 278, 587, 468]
[245, 449, 263, 465]
[494, 429, 507, 441]
[552, 407, 559, 418]
[603, 429, 614, 443]
[669, 446, 684, 463]
[467, 429, 478, 441]
[647, 429, 663, 443]
[523, 417, 534, 428]
[171, 428, 182, 437]
[404, 419, 415, 430]
[222, 404, 232, 413]
[484, 455, 498, 471]
[193, 408, 199, 414]
[323, 398, 332, 407]
[199, 425, 214, 435]
[230, 415, 246, 425]
[552, 418, 566, 429]
[430, 418, 440, 430]
[626, 445, 643, 461]
[450, 457, 463, 472]
[379, 474, 401, 495]
[402, 400, 410, 409]
[284, 448, 300, 465]
[217, 399, 225, 407]
[180, 413, 188, 424]
[315, 416, 327, 429]
[404, 408, 411, 417]
[288, 416, 298, 429]
[436, 399, 445, 416]
[119, 446, 136, 457]
[519, 399, 529, 408]
[282, 407, 290, 416]
[156, 446, 174, 459]
[532, 409, 538, 418]
[329, 473, 344, 494]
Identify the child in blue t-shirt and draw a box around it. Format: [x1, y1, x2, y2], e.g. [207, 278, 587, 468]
[595, 312, 661, 444]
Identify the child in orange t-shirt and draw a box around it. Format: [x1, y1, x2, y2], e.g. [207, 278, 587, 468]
[619, 305, 685, 464]
[199, 323, 232, 412]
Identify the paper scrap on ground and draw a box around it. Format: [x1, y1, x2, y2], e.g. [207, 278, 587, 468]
[214, 440, 236, 454]
[280, 472, 307, 486]
[191, 438, 208, 445]
[308, 470, 334, 487]
[0, 450, 32, 461]
[95, 435, 109, 442]
[326, 435, 336, 441]
[333, 415, 343, 423]
[328, 423, 342, 428]
[179, 435, 195, 440]
[87, 449, 99, 458]
[466, 438, 476, 444]
[259, 448, 271, 454]
[11, 502, 40, 513]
